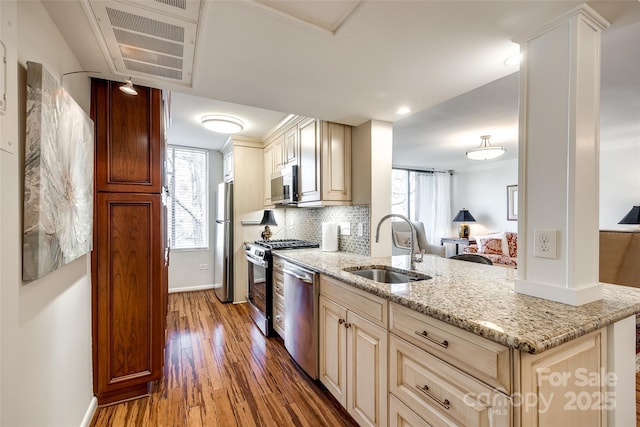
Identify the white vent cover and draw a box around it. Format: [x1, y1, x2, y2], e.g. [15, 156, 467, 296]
[84, 0, 200, 86]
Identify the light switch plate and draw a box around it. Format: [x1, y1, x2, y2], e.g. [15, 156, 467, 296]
[339, 222, 351, 236]
[534, 229, 557, 259]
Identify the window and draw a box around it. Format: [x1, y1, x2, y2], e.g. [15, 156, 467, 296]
[166, 146, 209, 250]
[392, 168, 452, 244]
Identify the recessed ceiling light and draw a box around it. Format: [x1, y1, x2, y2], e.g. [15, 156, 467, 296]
[504, 54, 522, 67]
[396, 106, 411, 115]
[201, 115, 244, 134]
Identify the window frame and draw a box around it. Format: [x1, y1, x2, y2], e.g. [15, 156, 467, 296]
[166, 145, 209, 251]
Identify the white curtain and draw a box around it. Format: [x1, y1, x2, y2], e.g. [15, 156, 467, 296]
[414, 172, 451, 245]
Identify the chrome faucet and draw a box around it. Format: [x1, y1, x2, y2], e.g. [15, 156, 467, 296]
[375, 214, 423, 270]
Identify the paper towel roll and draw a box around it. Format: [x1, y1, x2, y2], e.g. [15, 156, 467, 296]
[322, 223, 339, 252]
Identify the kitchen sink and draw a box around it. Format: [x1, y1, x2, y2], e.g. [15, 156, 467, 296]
[343, 266, 431, 284]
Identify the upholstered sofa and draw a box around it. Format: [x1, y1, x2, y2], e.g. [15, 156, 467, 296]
[463, 231, 517, 268]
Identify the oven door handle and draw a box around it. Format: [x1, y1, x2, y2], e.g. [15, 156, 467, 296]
[245, 254, 267, 268]
[283, 269, 313, 284]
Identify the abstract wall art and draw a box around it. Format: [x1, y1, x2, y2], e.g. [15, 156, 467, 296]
[23, 61, 94, 281]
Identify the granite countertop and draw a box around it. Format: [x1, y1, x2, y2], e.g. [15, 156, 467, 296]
[273, 249, 640, 354]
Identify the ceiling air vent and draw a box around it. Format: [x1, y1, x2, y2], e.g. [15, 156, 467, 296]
[84, 0, 201, 86]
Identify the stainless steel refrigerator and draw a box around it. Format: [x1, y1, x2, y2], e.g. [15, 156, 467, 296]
[214, 182, 233, 302]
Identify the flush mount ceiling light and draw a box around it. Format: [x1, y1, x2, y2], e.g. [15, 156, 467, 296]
[466, 135, 506, 160]
[396, 106, 411, 115]
[119, 77, 138, 96]
[504, 54, 522, 67]
[201, 115, 244, 134]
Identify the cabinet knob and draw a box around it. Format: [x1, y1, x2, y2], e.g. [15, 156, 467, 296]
[344, 322, 351, 329]
[338, 318, 345, 325]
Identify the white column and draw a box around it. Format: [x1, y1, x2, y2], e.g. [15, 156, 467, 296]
[352, 120, 393, 257]
[514, 4, 609, 305]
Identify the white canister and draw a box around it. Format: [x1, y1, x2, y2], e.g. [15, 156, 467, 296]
[322, 223, 339, 252]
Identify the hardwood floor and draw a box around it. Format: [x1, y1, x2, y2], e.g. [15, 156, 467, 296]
[91, 291, 357, 427]
[637, 371, 640, 425]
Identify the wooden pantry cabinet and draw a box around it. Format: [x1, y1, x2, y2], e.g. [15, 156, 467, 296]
[90, 79, 168, 405]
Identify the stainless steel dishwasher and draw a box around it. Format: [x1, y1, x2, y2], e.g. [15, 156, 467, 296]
[283, 261, 319, 379]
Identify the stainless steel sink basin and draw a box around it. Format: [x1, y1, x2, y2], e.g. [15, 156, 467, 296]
[344, 266, 431, 284]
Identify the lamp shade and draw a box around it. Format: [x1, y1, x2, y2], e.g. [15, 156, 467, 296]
[259, 210, 278, 226]
[452, 209, 476, 222]
[618, 205, 640, 225]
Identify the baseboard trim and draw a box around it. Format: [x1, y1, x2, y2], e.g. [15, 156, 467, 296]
[80, 396, 97, 427]
[168, 284, 215, 294]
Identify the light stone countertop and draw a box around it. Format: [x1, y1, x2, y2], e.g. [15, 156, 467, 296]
[273, 249, 640, 354]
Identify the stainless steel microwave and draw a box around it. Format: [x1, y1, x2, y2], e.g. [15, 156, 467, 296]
[271, 165, 298, 205]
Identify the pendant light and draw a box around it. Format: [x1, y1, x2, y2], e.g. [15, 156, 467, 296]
[466, 135, 506, 160]
[119, 77, 138, 96]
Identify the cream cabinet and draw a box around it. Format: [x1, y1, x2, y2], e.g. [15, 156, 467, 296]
[262, 115, 351, 207]
[313, 273, 611, 427]
[273, 133, 284, 171]
[263, 143, 274, 206]
[520, 329, 607, 427]
[284, 126, 298, 165]
[272, 255, 285, 337]
[222, 147, 234, 183]
[389, 303, 512, 427]
[298, 120, 352, 206]
[319, 275, 388, 427]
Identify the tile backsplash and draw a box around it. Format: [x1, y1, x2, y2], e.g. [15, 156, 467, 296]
[283, 205, 370, 255]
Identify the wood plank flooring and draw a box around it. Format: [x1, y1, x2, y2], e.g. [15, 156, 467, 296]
[91, 291, 357, 427]
[637, 371, 640, 425]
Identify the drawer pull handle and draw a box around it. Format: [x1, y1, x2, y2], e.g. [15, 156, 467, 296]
[414, 330, 449, 348]
[416, 384, 450, 410]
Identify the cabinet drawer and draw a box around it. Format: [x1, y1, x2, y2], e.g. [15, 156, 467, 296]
[390, 336, 511, 427]
[389, 394, 456, 427]
[274, 291, 284, 308]
[320, 275, 387, 328]
[273, 272, 284, 297]
[273, 302, 285, 337]
[272, 255, 285, 271]
[389, 303, 511, 392]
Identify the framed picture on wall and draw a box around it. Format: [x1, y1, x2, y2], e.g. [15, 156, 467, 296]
[507, 185, 518, 221]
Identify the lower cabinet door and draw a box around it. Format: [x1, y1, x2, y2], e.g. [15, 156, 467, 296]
[94, 192, 164, 404]
[347, 311, 388, 427]
[319, 296, 348, 406]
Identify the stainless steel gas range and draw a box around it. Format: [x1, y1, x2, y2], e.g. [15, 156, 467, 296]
[244, 239, 318, 336]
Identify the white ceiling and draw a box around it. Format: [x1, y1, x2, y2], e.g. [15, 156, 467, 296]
[43, 0, 640, 165]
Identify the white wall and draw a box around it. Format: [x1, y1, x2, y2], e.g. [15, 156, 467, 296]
[168, 150, 223, 292]
[600, 143, 640, 230]
[451, 159, 518, 237]
[1, 2, 94, 426]
[449, 145, 639, 237]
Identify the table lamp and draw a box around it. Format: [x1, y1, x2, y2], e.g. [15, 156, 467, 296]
[618, 205, 640, 227]
[259, 209, 278, 240]
[452, 209, 476, 238]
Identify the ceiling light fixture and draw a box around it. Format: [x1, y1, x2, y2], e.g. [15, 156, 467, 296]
[201, 115, 244, 134]
[396, 106, 411, 115]
[466, 135, 506, 160]
[119, 77, 138, 96]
